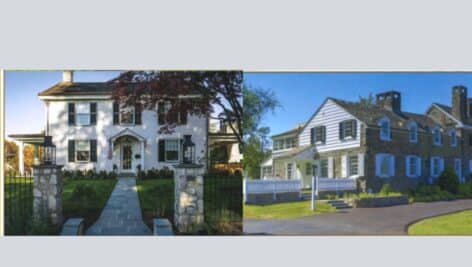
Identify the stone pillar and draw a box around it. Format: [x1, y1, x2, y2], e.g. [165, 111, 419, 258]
[174, 164, 204, 233]
[32, 165, 63, 225]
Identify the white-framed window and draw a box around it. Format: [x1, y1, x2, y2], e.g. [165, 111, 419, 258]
[120, 105, 135, 124]
[286, 163, 293, 179]
[348, 155, 359, 176]
[449, 129, 457, 147]
[432, 126, 442, 146]
[75, 102, 91, 126]
[312, 126, 326, 144]
[408, 121, 418, 143]
[375, 153, 395, 178]
[284, 138, 295, 149]
[262, 166, 272, 178]
[339, 119, 357, 140]
[378, 117, 391, 141]
[430, 156, 444, 178]
[454, 158, 463, 182]
[305, 162, 312, 176]
[320, 159, 328, 178]
[164, 139, 180, 162]
[405, 155, 421, 178]
[75, 140, 91, 162]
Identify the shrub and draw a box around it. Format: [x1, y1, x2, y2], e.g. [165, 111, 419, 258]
[437, 167, 460, 194]
[137, 168, 174, 180]
[458, 182, 472, 198]
[379, 183, 393, 196]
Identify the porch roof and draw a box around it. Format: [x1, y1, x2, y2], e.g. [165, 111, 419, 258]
[273, 145, 314, 161]
[109, 128, 145, 142]
[8, 133, 45, 145]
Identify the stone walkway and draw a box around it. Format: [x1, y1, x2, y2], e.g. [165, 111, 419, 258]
[244, 199, 472, 235]
[86, 178, 151, 235]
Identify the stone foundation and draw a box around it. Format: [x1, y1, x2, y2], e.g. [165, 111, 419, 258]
[32, 165, 63, 225]
[174, 164, 204, 233]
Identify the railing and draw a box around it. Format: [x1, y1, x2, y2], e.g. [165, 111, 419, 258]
[243, 179, 302, 203]
[316, 177, 357, 192]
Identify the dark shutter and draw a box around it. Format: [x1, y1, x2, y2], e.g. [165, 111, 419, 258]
[339, 122, 345, 140]
[135, 103, 142, 125]
[90, 103, 97, 125]
[352, 120, 357, 138]
[310, 128, 315, 144]
[158, 140, 165, 162]
[113, 102, 119, 125]
[68, 140, 75, 162]
[68, 103, 75, 125]
[158, 102, 165, 125]
[179, 109, 187, 125]
[90, 140, 97, 162]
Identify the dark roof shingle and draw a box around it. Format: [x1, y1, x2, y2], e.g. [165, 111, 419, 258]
[38, 82, 113, 96]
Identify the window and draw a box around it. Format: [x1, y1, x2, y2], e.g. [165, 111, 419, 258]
[262, 166, 272, 178]
[285, 138, 295, 149]
[273, 139, 283, 151]
[406, 155, 421, 178]
[348, 155, 359, 176]
[378, 117, 391, 141]
[320, 159, 328, 178]
[158, 101, 187, 125]
[286, 163, 293, 179]
[305, 162, 313, 175]
[433, 126, 442, 146]
[375, 154, 394, 178]
[164, 140, 180, 162]
[311, 126, 326, 144]
[76, 140, 90, 162]
[120, 106, 135, 124]
[75, 103, 91, 126]
[449, 129, 457, 147]
[408, 122, 418, 143]
[339, 120, 357, 140]
[430, 157, 443, 178]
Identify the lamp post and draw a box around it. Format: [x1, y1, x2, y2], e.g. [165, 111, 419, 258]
[41, 136, 56, 165]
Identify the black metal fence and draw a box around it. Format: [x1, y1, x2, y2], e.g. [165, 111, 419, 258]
[204, 172, 243, 234]
[4, 171, 34, 235]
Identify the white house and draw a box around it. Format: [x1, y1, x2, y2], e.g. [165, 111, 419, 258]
[13, 71, 210, 175]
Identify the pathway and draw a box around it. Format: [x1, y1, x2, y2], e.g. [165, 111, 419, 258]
[86, 178, 151, 235]
[244, 199, 472, 235]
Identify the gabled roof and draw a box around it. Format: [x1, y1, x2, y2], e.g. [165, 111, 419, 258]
[38, 82, 113, 96]
[273, 145, 313, 159]
[271, 124, 304, 138]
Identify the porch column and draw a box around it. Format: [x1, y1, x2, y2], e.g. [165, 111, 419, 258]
[18, 141, 24, 175]
[141, 140, 145, 171]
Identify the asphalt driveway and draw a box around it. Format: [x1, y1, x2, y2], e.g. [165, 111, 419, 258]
[244, 199, 472, 235]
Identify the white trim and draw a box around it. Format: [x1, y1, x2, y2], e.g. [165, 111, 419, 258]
[430, 156, 444, 178]
[406, 155, 421, 178]
[327, 157, 334, 178]
[375, 153, 394, 178]
[75, 139, 91, 163]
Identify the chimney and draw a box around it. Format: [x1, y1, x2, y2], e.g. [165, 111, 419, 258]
[452, 85, 468, 122]
[62, 70, 73, 83]
[376, 91, 402, 114]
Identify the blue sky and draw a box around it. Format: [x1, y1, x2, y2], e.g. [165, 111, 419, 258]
[244, 72, 472, 136]
[5, 71, 121, 136]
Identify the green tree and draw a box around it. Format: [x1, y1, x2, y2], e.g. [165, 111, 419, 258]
[358, 93, 375, 107]
[242, 136, 271, 178]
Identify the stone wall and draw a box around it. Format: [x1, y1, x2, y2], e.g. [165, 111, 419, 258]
[174, 164, 204, 233]
[32, 165, 63, 225]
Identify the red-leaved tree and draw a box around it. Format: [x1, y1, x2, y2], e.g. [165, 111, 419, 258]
[109, 71, 244, 146]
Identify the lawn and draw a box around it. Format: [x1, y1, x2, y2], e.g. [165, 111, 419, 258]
[5, 176, 116, 235]
[136, 179, 174, 228]
[408, 210, 472, 235]
[244, 200, 336, 220]
[62, 179, 117, 229]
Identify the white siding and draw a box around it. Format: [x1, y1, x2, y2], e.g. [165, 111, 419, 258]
[299, 99, 361, 152]
[47, 99, 207, 172]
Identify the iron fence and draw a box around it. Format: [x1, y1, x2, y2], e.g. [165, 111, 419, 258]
[4, 171, 34, 235]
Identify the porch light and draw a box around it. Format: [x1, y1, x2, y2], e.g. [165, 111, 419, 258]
[182, 135, 195, 164]
[41, 136, 56, 165]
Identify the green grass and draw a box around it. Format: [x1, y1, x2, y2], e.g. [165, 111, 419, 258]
[408, 210, 472, 235]
[136, 179, 174, 228]
[62, 179, 117, 228]
[244, 200, 336, 220]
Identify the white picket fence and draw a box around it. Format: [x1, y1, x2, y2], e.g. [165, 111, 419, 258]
[243, 177, 357, 203]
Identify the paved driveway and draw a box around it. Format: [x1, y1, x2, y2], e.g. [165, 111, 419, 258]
[244, 199, 472, 235]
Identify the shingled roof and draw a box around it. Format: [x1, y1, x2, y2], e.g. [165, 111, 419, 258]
[329, 97, 438, 131]
[38, 82, 113, 96]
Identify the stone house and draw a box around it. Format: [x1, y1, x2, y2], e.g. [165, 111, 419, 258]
[260, 87, 472, 191]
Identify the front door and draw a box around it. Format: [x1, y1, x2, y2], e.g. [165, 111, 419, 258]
[122, 144, 133, 171]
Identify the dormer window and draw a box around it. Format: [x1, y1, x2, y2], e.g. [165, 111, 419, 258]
[433, 126, 442, 146]
[449, 129, 457, 147]
[339, 119, 357, 140]
[408, 121, 418, 143]
[378, 117, 391, 141]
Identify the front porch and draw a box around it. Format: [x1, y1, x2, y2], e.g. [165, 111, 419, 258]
[109, 129, 146, 175]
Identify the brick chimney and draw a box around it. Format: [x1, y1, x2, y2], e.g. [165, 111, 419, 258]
[376, 91, 402, 114]
[452, 85, 468, 122]
[62, 70, 73, 83]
